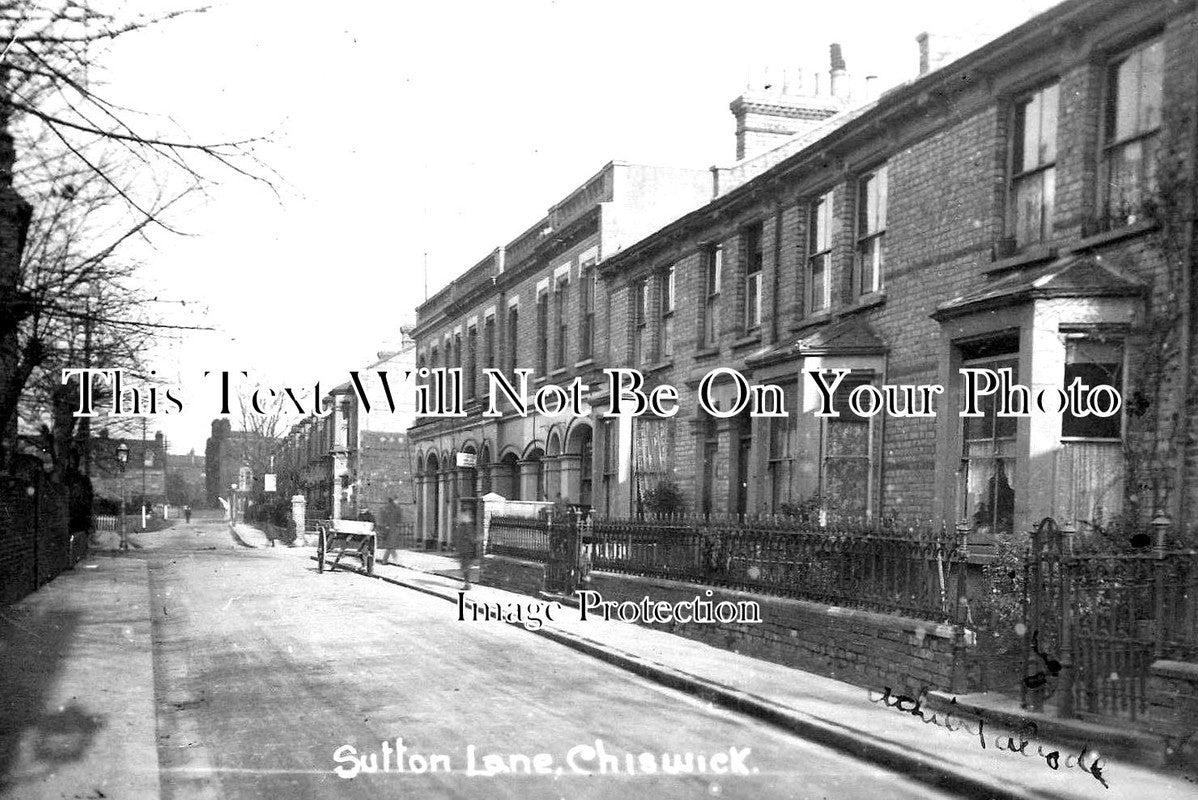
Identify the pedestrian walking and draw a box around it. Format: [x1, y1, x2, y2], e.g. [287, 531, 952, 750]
[456, 502, 480, 590]
[377, 497, 402, 566]
[184, 504, 192, 524]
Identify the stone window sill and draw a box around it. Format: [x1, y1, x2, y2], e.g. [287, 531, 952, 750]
[1069, 219, 1158, 252]
[853, 291, 887, 311]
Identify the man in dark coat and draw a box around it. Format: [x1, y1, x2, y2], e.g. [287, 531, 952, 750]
[377, 497, 402, 565]
[456, 500, 481, 590]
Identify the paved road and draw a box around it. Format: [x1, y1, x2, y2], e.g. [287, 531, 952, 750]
[146, 515, 956, 799]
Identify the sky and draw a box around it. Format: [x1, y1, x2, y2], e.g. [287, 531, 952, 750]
[88, 0, 1058, 453]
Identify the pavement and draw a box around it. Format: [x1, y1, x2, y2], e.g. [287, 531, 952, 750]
[368, 545, 1171, 762]
[3, 514, 1196, 799]
[0, 553, 159, 799]
[265, 525, 1198, 800]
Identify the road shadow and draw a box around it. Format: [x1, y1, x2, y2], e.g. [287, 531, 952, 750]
[0, 606, 106, 791]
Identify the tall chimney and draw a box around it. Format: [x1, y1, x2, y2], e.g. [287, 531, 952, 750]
[729, 65, 844, 160]
[829, 43, 849, 100]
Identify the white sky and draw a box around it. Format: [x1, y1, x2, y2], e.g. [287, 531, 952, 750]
[91, 0, 1057, 453]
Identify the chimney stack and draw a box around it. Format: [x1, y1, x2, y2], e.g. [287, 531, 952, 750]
[729, 63, 844, 160]
[917, 31, 974, 76]
[829, 43, 849, 100]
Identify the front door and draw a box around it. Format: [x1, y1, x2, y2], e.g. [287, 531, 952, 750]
[701, 439, 718, 515]
[736, 435, 751, 517]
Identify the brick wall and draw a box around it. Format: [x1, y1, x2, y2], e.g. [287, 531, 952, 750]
[477, 552, 545, 598]
[1, 474, 77, 605]
[475, 553, 966, 694]
[582, 570, 966, 695]
[356, 430, 418, 514]
[1147, 660, 1198, 761]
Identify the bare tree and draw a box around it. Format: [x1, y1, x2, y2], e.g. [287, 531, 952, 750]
[2, 2, 273, 224]
[234, 390, 294, 486]
[0, 1, 274, 470]
[14, 165, 195, 475]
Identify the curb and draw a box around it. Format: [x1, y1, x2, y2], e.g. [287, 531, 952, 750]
[311, 555, 1036, 800]
[229, 524, 257, 549]
[923, 691, 1162, 766]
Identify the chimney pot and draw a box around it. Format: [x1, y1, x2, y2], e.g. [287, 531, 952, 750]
[782, 67, 800, 95]
[829, 42, 849, 100]
[830, 43, 846, 72]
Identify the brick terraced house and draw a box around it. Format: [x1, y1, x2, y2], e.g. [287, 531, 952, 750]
[410, 0, 1198, 550]
[408, 161, 712, 547]
[601, 0, 1198, 545]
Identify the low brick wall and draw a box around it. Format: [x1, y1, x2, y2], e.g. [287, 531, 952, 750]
[478, 553, 545, 598]
[583, 571, 967, 695]
[1147, 660, 1198, 762]
[476, 554, 968, 695]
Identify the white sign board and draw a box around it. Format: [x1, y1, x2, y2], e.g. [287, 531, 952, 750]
[264, 474, 276, 492]
[456, 452, 477, 468]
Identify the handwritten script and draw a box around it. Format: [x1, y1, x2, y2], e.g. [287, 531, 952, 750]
[869, 686, 1108, 789]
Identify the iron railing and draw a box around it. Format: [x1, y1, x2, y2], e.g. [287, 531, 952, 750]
[487, 515, 551, 562]
[388, 522, 418, 548]
[1023, 518, 1198, 722]
[587, 514, 967, 621]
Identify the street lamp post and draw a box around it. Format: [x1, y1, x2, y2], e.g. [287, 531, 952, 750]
[141, 417, 148, 529]
[116, 442, 129, 551]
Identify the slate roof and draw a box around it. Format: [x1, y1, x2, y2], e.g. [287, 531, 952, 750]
[745, 317, 887, 369]
[933, 253, 1143, 321]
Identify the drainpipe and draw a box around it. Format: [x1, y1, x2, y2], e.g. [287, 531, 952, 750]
[772, 198, 783, 344]
[1171, 94, 1197, 532]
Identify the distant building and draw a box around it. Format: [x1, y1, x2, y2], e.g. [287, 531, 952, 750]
[166, 450, 205, 506]
[204, 419, 278, 508]
[276, 338, 420, 521]
[89, 429, 167, 506]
